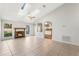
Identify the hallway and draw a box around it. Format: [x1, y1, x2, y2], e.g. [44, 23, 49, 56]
[0, 36, 79, 56]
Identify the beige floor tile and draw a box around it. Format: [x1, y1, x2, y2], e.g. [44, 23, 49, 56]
[0, 36, 79, 56]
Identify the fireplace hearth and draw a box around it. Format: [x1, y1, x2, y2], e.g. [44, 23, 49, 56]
[15, 28, 25, 38]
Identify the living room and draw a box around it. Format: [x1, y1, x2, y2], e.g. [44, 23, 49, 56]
[0, 3, 79, 56]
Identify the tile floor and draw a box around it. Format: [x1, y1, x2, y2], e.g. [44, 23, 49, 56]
[0, 36, 79, 56]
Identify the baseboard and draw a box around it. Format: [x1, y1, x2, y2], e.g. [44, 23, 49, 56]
[54, 39, 79, 46]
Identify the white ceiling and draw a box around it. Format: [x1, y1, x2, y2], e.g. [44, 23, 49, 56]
[27, 3, 63, 18]
[0, 3, 21, 20]
[0, 3, 63, 23]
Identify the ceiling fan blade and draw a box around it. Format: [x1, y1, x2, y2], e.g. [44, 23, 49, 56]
[28, 16, 36, 20]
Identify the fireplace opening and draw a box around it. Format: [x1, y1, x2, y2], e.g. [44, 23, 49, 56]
[15, 28, 25, 38]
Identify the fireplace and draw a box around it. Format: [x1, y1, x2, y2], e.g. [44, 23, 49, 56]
[15, 28, 25, 38]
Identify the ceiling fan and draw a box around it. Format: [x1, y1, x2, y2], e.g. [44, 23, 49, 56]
[28, 16, 36, 20]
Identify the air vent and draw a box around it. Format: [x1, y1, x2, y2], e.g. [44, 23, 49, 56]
[62, 36, 71, 42]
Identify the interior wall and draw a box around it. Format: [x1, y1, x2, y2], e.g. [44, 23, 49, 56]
[0, 19, 1, 40]
[36, 3, 79, 46]
[51, 3, 79, 46]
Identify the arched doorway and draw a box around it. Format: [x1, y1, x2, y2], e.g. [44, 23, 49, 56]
[44, 21, 52, 39]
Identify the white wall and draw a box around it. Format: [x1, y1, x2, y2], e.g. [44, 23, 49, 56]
[30, 24, 34, 36]
[0, 19, 1, 40]
[36, 3, 79, 46]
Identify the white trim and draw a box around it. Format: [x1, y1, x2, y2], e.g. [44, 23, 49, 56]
[54, 39, 79, 46]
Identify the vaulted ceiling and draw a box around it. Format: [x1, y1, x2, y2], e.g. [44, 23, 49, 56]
[0, 3, 63, 23]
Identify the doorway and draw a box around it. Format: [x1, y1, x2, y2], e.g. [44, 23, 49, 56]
[44, 21, 52, 39]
